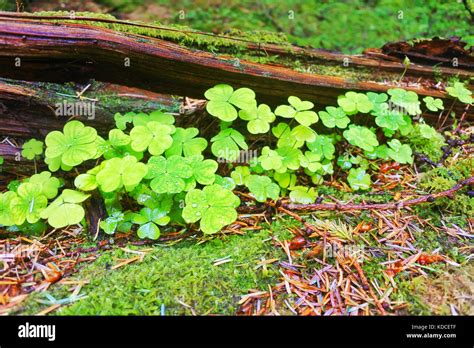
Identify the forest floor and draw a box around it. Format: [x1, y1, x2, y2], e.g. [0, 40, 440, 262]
[3, 149, 473, 316]
[0, 0, 473, 316]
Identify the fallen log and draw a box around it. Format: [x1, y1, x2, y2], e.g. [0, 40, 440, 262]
[0, 12, 472, 120]
[0, 78, 182, 138]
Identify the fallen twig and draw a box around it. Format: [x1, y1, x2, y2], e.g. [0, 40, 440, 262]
[282, 176, 474, 212]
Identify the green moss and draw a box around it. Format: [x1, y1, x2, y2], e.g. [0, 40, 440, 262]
[418, 157, 474, 216]
[30, 11, 291, 56]
[17, 229, 287, 315]
[396, 264, 474, 315]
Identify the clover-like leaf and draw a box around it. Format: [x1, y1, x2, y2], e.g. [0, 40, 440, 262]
[96, 156, 148, 192]
[132, 110, 175, 127]
[45, 120, 98, 167]
[214, 175, 236, 191]
[258, 146, 283, 171]
[185, 155, 218, 186]
[205, 84, 256, 121]
[28, 171, 60, 199]
[347, 168, 371, 191]
[11, 183, 48, 225]
[98, 129, 144, 161]
[373, 105, 407, 131]
[387, 139, 413, 164]
[273, 172, 297, 189]
[337, 92, 373, 114]
[306, 135, 336, 160]
[100, 211, 128, 235]
[230, 166, 251, 186]
[132, 207, 170, 240]
[22, 139, 44, 160]
[0, 191, 17, 226]
[114, 112, 135, 130]
[146, 155, 193, 194]
[275, 147, 302, 173]
[367, 92, 388, 105]
[182, 184, 240, 234]
[245, 175, 280, 202]
[446, 82, 473, 104]
[44, 155, 73, 173]
[275, 96, 318, 126]
[365, 145, 390, 161]
[40, 189, 90, 228]
[74, 165, 103, 191]
[291, 125, 316, 143]
[423, 97, 444, 112]
[239, 104, 276, 134]
[130, 121, 174, 156]
[318, 106, 350, 129]
[343, 125, 379, 152]
[109, 129, 130, 147]
[165, 127, 208, 157]
[299, 151, 323, 173]
[272, 123, 304, 148]
[211, 128, 248, 162]
[387, 88, 421, 115]
[289, 186, 317, 204]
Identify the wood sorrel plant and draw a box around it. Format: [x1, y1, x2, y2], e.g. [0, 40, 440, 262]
[1, 82, 470, 239]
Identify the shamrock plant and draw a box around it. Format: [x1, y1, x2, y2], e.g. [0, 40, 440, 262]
[446, 82, 473, 104]
[185, 155, 218, 186]
[0, 191, 17, 226]
[211, 128, 248, 162]
[205, 84, 256, 121]
[347, 168, 371, 191]
[337, 91, 373, 114]
[146, 156, 193, 194]
[343, 125, 379, 152]
[40, 190, 89, 229]
[132, 207, 170, 240]
[230, 166, 251, 186]
[272, 123, 304, 148]
[386, 139, 413, 164]
[130, 121, 175, 155]
[166, 127, 208, 157]
[319, 106, 350, 129]
[11, 183, 48, 225]
[1, 82, 460, 240]
[239, 104, 276, 134]
[182, 185, 240, 234]
[45, 121, 99, 169]
[96, 156, 148, 192]
[22, 139, 44, 160]
[289, 186, 318, 204]
[258, 146, 283, 171]
[387, 88, 421, 115]
[423, 97, 444, 112]
[245, 175, 280, 202]
[28, 171, 61, 199]
[275, 96, 318, 126]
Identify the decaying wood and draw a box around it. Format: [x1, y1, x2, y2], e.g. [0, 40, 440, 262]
[0, 12, 472, 120]
[0, 78, 181, 138]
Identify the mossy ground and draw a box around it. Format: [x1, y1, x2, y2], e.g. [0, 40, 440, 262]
[396, 264, 474, 315]
[16, 226, 291, 315]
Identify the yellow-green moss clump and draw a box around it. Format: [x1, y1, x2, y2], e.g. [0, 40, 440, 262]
[16, 229, 288, 315]
[31, 11, 291, 54]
